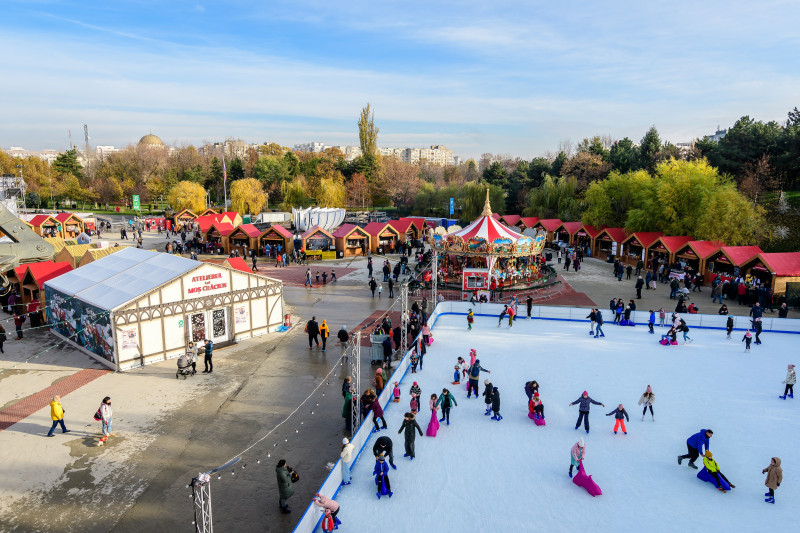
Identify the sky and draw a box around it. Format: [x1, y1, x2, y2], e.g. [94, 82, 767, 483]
[1, 0, 799, 160]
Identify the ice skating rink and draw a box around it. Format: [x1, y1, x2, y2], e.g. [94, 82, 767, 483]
[333, 314, 797, 533]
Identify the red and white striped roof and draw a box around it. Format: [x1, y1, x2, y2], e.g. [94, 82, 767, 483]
[452, 213, 524, 242]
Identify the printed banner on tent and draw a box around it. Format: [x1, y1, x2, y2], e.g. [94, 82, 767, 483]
[234, 304, 248, 325]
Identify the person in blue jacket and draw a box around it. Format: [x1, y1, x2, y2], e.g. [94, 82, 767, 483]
[678, 428, 713, 469]
[569, 391, 605, 433]
[594, 310, 605, 338]
[648, 310, 655, 334]
[373, 455, 393, 499]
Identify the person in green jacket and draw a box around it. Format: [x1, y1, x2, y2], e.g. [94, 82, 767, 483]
[276, 460, 295, 514]
[342, 391, 352, 432]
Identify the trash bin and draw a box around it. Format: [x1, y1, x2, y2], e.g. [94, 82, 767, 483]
[370, 334, 389, 365]
[337, 250, 344, 259]
[545, 252, 552, 262]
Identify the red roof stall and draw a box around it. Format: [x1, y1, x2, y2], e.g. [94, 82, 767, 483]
[703, 245, 762, 282]
[554, 222, 583, 245]
[54, 213, 85, 239]
[228, 224, 262, 256]
[259, 225, 294, 256]
[574, 224, 605, 255]
[498, 214, 521, 227]
[301, 225, 335, 251]
[620, 232, 663, 266]
[650, 236, 694, 265]
[21, 261, 73, 310]
[223, 256, 254, 274]
[391, 218, 425, 242]
[672, 240, 723, 278]
[202, 222, 235, 254]
[593, 227, 629, 261]
[516, 217, 539, 231]
[533, 219, 563, 244]
[29, 214, 61, 238]
[174, 209, 197, 231]
[741, 252, 800, 296]
[333, 224, 370, 257]
[364, 222, 401, 254]
[491, 213, 501, 220]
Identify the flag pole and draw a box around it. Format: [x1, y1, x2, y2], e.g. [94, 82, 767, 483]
[222, 157, 228, 209]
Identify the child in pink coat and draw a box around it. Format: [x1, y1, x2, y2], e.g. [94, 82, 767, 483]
[570, 438, 586, 477]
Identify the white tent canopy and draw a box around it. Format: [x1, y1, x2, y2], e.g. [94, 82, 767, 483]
[291, 207, 346, 232]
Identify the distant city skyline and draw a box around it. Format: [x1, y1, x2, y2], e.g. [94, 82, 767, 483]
[2, 1, 798, 159]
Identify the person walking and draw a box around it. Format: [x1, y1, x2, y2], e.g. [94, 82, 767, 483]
[46, 395, 70, 437]
[388, 278, 394, 298]
[304, 268, 313, 288]
[340, 438, 355, 486]
[398, 412, 423, 459]
[275, 459, 295, 513]
[569, 391, 604, 434]
[635, 276, 644, 299]
[203, 339, 214, 372]
[762, 457, 783, 504]
[780, 364, 796, 399]
[306, 316, 320, 349]
[678, 428, 713, 469]
[337, 325, 349, 359]
[251, 249, 258, 272]
[14, 313, 24, 340]
[369, 277, 377, 298]
[98, 396, 113, 445]
[320, 319, 329, 352]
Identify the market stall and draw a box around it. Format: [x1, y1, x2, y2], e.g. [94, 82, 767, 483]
[741, 252, 800, 297]
[650, 236, 694, 266]
[364, 222, 401, 254]
[28, 215, 61, 238]
[673, 240, 722, 276]
[575, 224, 604, 255]
[54, 213, 85, 239]
[259, 225, 294, 256]
[301, 225, 334, 252]
[532, 219, 563, 245]
[593, 227, 628, 261]
[203, 222, 234, 254]
[704, 245, 763, 283]
[21, 261, 73, 311]
[498, 214, 521, 228]
[228, 224, 262, 257]
[620, 232, 663, 266]
[333, 224, 370, 257]
[554, 221, 583, 246]
[44, 248, 284, 371]
[389, 219, 422, 243]
[516, 217, 539, 232]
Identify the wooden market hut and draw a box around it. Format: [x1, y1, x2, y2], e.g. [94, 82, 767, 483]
[198, 208, 219, 217]
[650, 236, 694, 266]
[54, 213, 85, 239]
[203, 222, 235, 254]
[174, 209, 198, 231]
[574, 224, 605, 255]
[21, 261, 72, 309]
[554, 222, 583, 245]
[498, 214, 521, 228]
[301, 225, 334, 252]
[333, 224, 370, 257]
[620, 232, 663, 266]
[389, 219, 422, 243]
[740, 252, 800, 297]
[672, 240, 723, 278]
[228, 224, 262, 256]
[28, 214, 61, 238]
[77, 247, 124, 268]
[593, 227, 629, 261]
[532, 219, 563, 244]
[516, 217, 539, 231]
[56, 244, 95, 268]
[258, 224, 294, 256]
[703, 245, 763, 283]
[364, 222, 401, 254]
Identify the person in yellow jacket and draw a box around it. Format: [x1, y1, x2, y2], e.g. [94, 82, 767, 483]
[703, 450, 735, 492]
[320, 320, 330, 353]
[46, 395, 70, 437]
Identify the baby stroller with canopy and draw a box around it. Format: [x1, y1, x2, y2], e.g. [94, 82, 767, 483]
[176, 352, 196, 379]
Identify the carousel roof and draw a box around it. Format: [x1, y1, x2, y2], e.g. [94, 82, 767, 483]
[451, 192, 524, 242]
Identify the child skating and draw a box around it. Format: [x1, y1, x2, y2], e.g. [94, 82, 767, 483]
[638, 385, 655, 421]
[606, 404, 629, 434]
[498, 305, 508, 327]
[392, 382, 401, 403]
[742, 330, 752, 351]
[702, 451, 735, 492]
[658, 308, 666, 327]
[569, 438, 586, 478]
[780, 364, 795, 399]
[762, 457, 782, 504]
[451, 365, 461, 385]
[490, 387, 502, 421]
[483, 379, 493, 415]
[467, 309, 474, 331]
[373, 455, 392, 499]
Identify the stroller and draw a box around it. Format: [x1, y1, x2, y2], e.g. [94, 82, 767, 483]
[176, 352, 196, 379]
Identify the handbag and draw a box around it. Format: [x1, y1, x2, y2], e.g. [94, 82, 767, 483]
[93, 407, 103, 421]
[289, 469, 299, 483]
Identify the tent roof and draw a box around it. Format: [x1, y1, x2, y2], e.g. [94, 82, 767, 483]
[363, 222, 398, 236]
[681, 240, 725, 259]
[223, 257, 254, 274]
[518, 217, 539, 228]
[752, 252, 800, 276]
[623, 231, 664, 248]
[579, 224, 606, 238]
[399, 217, 427, 230]
[597, 227, 628, 242]
[206, 222, 235, 236]
[332, 223, 368, 238]
[389, 219, 413, 233]
[301, 225, 334, 240]
[54, 212, 82, 223]
[653, 236, 694, 253]
[231, 224, 262, 238]
[263, 224, 293, 239]
[499, 214, 521, 226]
[452, 214, 524, 242]
[175, 209, 198, 218]
[24, 261, 73, 289]
[30, 214, 57, 226]
[536, 219, 563, 232]
[44, 248, 199, 310]
[59, 243, 95, 259]
[558, 221, 583, 235]
[714, 246, 763, 266]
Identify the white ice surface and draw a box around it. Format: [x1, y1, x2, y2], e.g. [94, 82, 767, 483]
[333, 314, 797, 533]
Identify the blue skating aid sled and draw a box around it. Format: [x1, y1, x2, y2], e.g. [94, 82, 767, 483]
[697, 467, 732, 491]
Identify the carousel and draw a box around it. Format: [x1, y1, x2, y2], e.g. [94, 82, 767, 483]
[428, 190, 549, 298]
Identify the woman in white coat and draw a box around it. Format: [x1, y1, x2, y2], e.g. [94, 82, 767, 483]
[340, 437, 355, 486]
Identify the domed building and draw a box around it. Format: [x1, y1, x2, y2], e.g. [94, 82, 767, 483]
[138, 133, 165, 147]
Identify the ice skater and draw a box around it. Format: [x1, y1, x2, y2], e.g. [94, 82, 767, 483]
[435, 388, 457, 425]
[702, 451, 735, 492]
[373, 455, 393, 498]
[466, 359, 491, 398]
[569, 391, 604, 433]
[451, 365, 461, 385]
[426, 394, 440, 437]
[586, 308, 596, 336]
[483, 379, 494, 415]
[678, 429, 712, 469]
[638, 385, 655, 421]
[490, 387, 502, 421]
[762, 457, 782, 504]
[498, 305, 508, 327]
[409, 381, 421, 407]
[569, 438, 586, 478]
[398, 412, 423, 459]
[648, 310, 655, 334]
[594, 309, 605, 338]
[392, 382, 401, 403]
[606, 404, 629, 434]
[457, 356, 469, 379]
[467, 309, 474, 331]
[370, 393, 387, 432]
[742, 330, 752, 352]
[726, 316, 734, 339]
[780, 364, 795, 399]
[658, 308, 666, 327]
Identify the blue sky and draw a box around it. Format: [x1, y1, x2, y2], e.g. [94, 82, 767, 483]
[2, 0, 798, 159]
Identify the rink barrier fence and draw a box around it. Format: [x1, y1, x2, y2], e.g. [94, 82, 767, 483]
[292, 306, 441, 533]
[293, 301, 799, 531]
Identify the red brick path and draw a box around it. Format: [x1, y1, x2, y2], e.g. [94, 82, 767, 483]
[350, 310, 402, 346]
[204, 259, 356, 288]
[0, 368, 110, 432]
